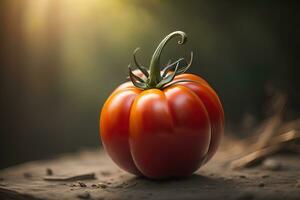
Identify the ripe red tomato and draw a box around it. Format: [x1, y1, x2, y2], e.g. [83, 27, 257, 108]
[100, 31, 224, 179]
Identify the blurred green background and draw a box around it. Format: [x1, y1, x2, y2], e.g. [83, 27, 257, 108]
[0, 1, 299, 168]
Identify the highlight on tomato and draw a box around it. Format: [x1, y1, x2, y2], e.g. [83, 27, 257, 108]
[100, 31, 224, 179]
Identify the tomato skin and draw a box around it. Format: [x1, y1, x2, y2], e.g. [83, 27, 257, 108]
[100, 88, 141, 175]
[100, 73, 224, 179]
[174, 74, 224, 164]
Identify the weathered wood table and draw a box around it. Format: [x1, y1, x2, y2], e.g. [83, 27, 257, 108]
[0, 148, 300, 200]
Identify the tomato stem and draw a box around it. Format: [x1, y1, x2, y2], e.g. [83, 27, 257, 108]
[128, 31, 193, 90]
[148, 31, 187, 87]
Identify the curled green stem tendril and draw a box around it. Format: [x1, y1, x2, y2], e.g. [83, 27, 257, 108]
[128, 31, 193, 90]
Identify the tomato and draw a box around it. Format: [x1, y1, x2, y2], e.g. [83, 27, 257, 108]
[100, 31, 224, 179]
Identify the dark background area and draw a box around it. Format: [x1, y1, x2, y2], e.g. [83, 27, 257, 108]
[0, 1, 299, 169]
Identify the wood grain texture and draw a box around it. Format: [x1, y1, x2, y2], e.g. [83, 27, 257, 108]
[0, 149, 300, 200]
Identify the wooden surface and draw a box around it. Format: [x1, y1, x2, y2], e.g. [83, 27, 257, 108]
[0, 148, 300, 200]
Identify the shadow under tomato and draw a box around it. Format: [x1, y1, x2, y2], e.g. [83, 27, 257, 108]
[108, 174, 239, 200]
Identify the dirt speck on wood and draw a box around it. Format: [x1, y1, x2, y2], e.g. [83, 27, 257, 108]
[46, 168, 53, 176]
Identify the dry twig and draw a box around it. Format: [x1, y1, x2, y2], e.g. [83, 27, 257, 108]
[43, 172, 95, 182]
[230, 92, 300, 169]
